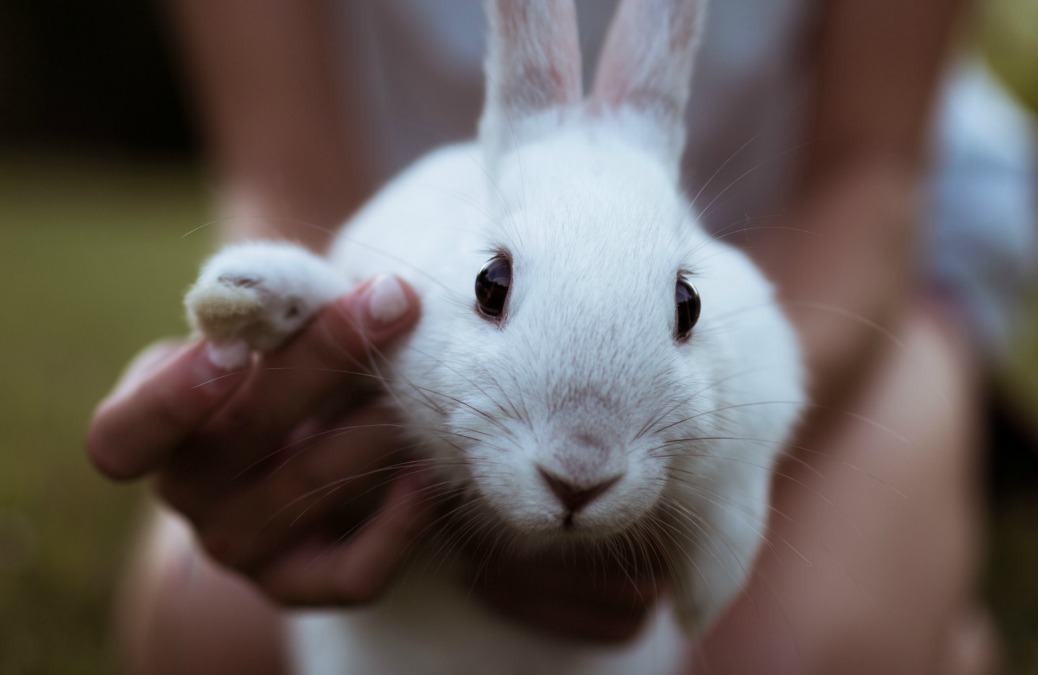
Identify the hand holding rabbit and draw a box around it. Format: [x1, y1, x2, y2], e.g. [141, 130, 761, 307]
[87, 278, 442, 605]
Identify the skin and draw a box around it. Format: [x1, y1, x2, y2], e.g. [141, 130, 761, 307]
[88, 0, 998, 672]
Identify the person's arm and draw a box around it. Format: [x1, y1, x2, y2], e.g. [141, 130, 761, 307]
[691, 0, 986, 671]
[749, 0, 970, 418]
[167, 0, 374, 249]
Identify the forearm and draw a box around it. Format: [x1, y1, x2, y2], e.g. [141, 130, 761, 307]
[749, 157, 923, 416]
[746, 0, 969, 417]
[167, 0, 372, 250]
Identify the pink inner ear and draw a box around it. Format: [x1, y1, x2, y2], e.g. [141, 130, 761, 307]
[485, 0, 583, 117]
[590, 0, 703, 120]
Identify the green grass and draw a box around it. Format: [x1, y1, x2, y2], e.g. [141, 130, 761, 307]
[0, 157, 212, 674]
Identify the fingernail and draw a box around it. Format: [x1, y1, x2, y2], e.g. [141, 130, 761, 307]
[205, 339, 251, 371]
[365, 275, 411, 327]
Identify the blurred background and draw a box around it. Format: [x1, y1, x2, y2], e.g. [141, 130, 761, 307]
[0, 1, 1035, 673]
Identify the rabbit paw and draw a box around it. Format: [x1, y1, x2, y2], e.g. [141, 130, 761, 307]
[185, 242, 350, 353]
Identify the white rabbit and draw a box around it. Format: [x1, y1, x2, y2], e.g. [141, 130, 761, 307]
[185, 0, 804, 672]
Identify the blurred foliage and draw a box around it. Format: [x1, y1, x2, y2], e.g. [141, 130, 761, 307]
[0, 158, 211, 674]
[980, 0, 1038, 112]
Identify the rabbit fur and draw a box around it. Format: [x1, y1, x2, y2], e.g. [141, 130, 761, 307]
[185, 0, 804, 673]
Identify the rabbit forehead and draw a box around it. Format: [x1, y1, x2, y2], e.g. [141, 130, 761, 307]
[490, 130, 692, 270]
[477, 129, 701, 365]
[493, 124, 678, 208]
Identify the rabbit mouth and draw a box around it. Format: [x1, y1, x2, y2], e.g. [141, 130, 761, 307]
[448, 499, 676, 570]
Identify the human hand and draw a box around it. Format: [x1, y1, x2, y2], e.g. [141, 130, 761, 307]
[88, 275, 437, 606]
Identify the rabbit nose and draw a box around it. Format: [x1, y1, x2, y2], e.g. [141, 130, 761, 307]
[538, 467, 620, 513]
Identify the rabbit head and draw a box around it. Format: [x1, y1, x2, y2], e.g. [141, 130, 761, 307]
[403, 0, 803, 551]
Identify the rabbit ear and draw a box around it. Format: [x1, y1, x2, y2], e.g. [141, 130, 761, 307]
[591, 0, 705, 173]
[479, 0, 582, 164]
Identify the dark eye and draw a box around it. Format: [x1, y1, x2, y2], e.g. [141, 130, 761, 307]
[475, 256, 512, 319]
[675, 277, 701, 341]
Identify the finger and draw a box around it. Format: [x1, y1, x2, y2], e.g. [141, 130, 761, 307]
[109, 339, 185, 398]
[256, 469, 438, 606]
[195, 275, 419, 461]
[87, 340, 251, 481]
[191, 404, 411, 569]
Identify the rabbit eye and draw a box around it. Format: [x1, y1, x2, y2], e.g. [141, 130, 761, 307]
[475, 256, 512, 320]
[675, 277, 701, 341]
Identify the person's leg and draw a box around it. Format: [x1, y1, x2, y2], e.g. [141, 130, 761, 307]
[116, 509, 288, 675]
[692, 303, 997, 674]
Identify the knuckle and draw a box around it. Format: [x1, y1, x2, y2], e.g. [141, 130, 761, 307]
[308, 303, 370, 370]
